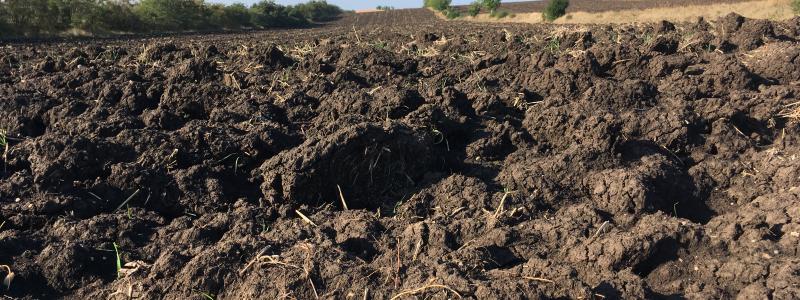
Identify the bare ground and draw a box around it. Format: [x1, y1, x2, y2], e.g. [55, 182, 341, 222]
[1, 9, 800, 300]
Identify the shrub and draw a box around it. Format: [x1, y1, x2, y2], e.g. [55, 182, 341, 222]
[424, 0, 451, 11]
[490, 9, 510, 18]
[467, 2, 481, 17]
[542, 0, 568, 22]
[443, 8, 461, 19]
[793, 0, 800, 14]
[481, 0, 501, 14]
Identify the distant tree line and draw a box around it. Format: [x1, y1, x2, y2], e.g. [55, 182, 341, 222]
[425, 0, 511, 19]
[424, 0, 460, 19]
[468, 0, 509, 18]
[0, 0, 343, 37]
[423, 0, 451, 11]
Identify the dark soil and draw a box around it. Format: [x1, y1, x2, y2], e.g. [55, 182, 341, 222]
[1, 9, 800, 300]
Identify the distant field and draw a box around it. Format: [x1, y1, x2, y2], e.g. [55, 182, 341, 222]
[354, 9, 381, 13]
[453, 0, 766, 13]
[363, 0, 795, 25]
[444, 0, 796, 23]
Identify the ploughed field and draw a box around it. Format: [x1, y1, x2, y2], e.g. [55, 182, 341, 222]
[2, 9, 800, 299]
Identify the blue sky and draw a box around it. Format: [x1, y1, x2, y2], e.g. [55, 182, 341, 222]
[206, 0, 532, 10]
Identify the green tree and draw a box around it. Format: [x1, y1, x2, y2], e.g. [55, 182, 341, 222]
[542, 0, 568, 22]
[95, 1, 142, 32]
[481, 0, 500, 14]
[292, 0, 341, 22]
[208, 3, 251, 29]
[3, 0, 54, 35]
[0, 4, 10, 36]
[69, 0, 119, 32]
[43, 0, 73, 32]
[134, 0, 208, 31]
[0, 0, 142, 35]
[0, 0, 334, 37]
[423, 0, 451, 11]
[250, 1, 307, 28]
[467, 2, 481, 17]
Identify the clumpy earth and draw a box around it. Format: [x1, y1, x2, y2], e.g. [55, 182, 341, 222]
[1, 9, 800, 299]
